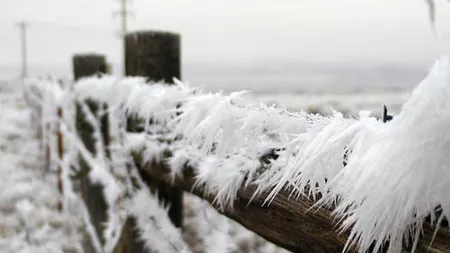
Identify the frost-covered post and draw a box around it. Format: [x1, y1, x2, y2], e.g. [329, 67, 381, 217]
[124, 31, 184, 228]
[73, 54, 110, 253]
[124, 31, 181, 82]
[73, 54, 108, 80]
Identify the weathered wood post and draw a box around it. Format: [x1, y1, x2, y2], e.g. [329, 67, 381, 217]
[124, 31, 183, 228]
[73, 54, 109, 253]
[73, 54, 107, 80]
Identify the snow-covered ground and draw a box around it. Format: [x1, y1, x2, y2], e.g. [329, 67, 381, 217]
[0, 81, 82, 253]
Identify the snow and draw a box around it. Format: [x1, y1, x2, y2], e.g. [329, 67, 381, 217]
[14, 56, 450, 253]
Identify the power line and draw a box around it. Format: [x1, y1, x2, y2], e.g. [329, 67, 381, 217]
[16, 21, 29, 79]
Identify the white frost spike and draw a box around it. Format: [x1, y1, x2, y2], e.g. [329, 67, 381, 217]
[330, 57, 450, 253]
[129, 189, 191, 253]
[173, 78, 190, 92]
[167, 149, 191, 180]
[195, 155, 257, 209]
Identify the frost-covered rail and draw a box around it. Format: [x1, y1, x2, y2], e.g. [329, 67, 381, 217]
[133, 149, 450, 253]
[23, 57, 450, 253]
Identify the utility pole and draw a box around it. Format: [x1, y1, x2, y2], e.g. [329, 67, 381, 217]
[114, 0, 134, 74]
[120, 0, 128, 35]
[17, 21, 29, 79]
[113, 0, 134, 37]
[121, 0, 126, 35]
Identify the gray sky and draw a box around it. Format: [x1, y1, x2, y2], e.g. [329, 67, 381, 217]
[1, 0, 450, 75]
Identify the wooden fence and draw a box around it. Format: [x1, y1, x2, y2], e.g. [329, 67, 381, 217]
[39, 30, 450, 253]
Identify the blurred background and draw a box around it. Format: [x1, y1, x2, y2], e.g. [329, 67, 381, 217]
[1, 0, 450, 115]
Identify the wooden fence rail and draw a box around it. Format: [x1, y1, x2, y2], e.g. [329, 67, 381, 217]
[134, 153, 450, 253]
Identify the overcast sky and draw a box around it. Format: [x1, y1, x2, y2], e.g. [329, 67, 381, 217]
[1, 0, 450, 73]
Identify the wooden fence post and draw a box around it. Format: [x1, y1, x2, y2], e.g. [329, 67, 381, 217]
[73, 54, 107, 80]
[73, 54, 109, 253]
[124, 31, 181, 82]
[124, 31, 183, 228]
[73, 53, 146, 253]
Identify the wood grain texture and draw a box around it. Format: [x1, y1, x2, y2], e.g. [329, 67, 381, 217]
[136, 158, 450, 253]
